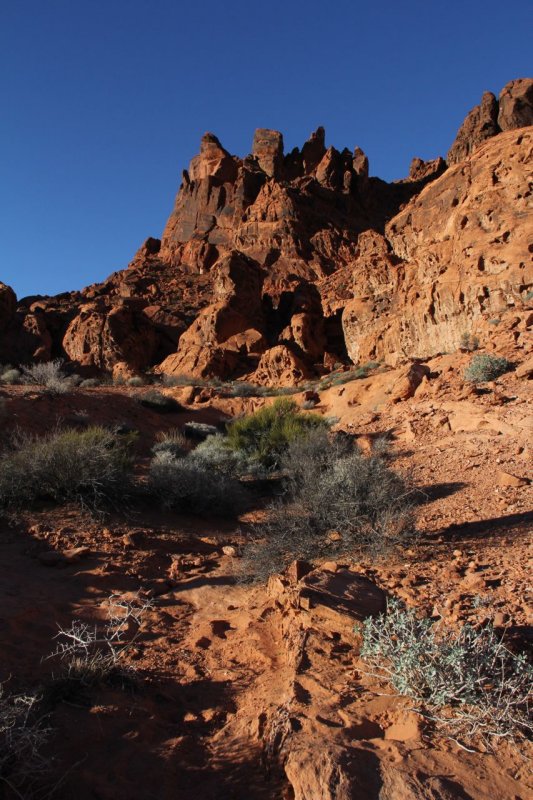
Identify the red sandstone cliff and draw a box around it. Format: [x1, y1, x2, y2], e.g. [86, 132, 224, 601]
[1, 79, 531, 383]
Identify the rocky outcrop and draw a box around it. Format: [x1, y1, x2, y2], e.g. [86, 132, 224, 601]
[343, 128, 533, 365]
[0, 282, 16, 332]
[1, 78, 531, 383]
[448, 78, 533, 165]
[498, 78, 533, 130]
[447, 91, 500, 165]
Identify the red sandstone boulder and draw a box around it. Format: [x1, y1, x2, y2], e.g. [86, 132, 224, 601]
[498, 78, 533, 131]
[447, 91, 500, 164]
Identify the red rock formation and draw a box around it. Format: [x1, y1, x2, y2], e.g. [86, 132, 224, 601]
[1, 78, 531, 384]
[498, 78, 533, 130]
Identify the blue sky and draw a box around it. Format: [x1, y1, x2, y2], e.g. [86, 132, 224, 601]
[1, 0, 531, 298]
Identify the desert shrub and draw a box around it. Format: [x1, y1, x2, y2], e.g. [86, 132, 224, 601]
[464, 354, 512, 383]
[1, 368, 21, 385]
[182, 421, 220, 441]
[151, 428, 189, 459]
[191, 434, 262, 478]
[148, 451, 247, 517]
[242, 430, 413, 579]
[46, 594, 151, 699]
[127, 376, 145, 387]
[226, 381, 269, 398]
[361, 600, 532, 743]
[225, 398, 327, 470]
[0, 426, 134, 514]
[21, 359, 70, 394]
[80, 377, 101, 388]
[459, 332, 480, 352]
[0, 686, 50, 796]
[138, 390, 182, 413]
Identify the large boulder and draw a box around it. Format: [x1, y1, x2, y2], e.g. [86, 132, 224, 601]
[498, 78, 533, 130]
[447, 91, 500, 165]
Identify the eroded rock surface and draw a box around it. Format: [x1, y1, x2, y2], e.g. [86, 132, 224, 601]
[1, 79, 531, 384]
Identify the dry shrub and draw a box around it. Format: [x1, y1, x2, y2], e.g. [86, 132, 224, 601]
[0, 426, 134, 514]
[0, 685, 50, 796]
[241, 430, 413, 580]
[148, 451, 247, 517]
[46, 594, 151, 698]
[21, 359, 71, 394]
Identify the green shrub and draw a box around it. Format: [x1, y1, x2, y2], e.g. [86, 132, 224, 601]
[241, 430, 413, 579]
[464, 354, 512, 383]
[361, 600, 532, 742]
[148, 451, 247, 517]
[0, 426, 134, 514]
[138, 390, 182, 413]
[225, 398, 327, 470]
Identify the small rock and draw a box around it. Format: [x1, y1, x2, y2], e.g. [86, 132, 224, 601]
[62, 546, 89, 562]
[493, 611, 509, 627]
[222, 545, 237, 557]
[497, 470, 528, 487]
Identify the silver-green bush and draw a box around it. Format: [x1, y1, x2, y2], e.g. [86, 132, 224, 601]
[361, 600, 532, 742]
[464, 354, 512, 383]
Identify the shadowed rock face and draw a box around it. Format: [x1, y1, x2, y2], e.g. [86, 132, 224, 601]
[1, 79, 532, 383]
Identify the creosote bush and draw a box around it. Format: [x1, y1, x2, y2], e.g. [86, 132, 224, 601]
[148, 451, 247, 517]
[225, 398, 328, 470]
[241, 429, 413, 579]
[361, 600, 532, 743]
[0, 426, 135, 514]
[464, 353, 512, 383]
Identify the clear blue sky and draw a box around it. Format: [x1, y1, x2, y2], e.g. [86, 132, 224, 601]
[1, 0, 531, 299]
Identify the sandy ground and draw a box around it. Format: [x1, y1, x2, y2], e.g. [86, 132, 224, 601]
[0, 357, 531, 799]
